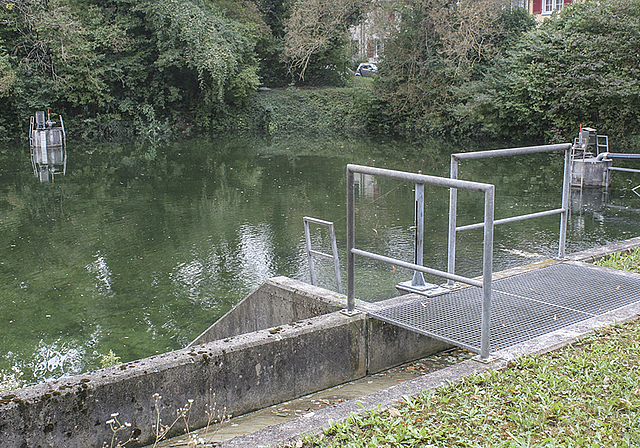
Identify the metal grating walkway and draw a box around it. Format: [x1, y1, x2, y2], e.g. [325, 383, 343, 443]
[368, 262, 640, 354]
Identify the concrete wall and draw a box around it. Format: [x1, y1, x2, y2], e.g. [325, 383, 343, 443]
[0, 278, 448, 448]
[190, 277, 345, 345]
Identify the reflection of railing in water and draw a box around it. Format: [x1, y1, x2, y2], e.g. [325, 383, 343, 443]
[29, 110, 67, 182]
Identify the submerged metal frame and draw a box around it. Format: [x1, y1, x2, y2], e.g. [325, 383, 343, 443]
[447, 144, 572, 288]
[346, 164, 496, 358]
[303, 217, 343, 294]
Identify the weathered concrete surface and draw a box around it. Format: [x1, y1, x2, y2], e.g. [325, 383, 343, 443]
[0, 310, 367, 448]
[0, 278, 449, 448]
[190, 276, 345, 345]
[568, 235, 640, 262]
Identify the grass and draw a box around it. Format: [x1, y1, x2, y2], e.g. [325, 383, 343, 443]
[595, 247, 640, 274]
[294, 247, 640, 448]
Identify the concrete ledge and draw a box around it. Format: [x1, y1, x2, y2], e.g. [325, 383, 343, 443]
[568, 235, 640, 262]
[0, 278, 451, 448]
[0, 311, 367, 448]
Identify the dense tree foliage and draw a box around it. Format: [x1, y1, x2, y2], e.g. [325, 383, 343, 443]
[373, 0, 640, 143]
[0, 0, 267, 140]
[467, 0, 640, 142]
[2, 0, 639, 143]
[0, 0, 364, 140]
[371, 0, 536, 138]
[283, 0, 365, 82]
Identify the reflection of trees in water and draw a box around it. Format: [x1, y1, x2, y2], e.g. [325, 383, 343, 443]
[1, 136, 638, 385]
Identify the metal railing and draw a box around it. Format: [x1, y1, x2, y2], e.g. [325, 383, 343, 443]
[303, 217, 343, 294]
[346, 164, 497, 358]
[447, 144, 572, 288]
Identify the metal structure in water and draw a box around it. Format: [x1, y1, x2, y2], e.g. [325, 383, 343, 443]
[29, 110, 67, 183]
[570, 126, 640, 193]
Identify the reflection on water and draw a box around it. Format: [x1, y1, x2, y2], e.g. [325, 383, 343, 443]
[238, 223, 276, 289]
[1, 135, 639, 386]
[86, 252, 114, 295]
[31, 145, 67, 183]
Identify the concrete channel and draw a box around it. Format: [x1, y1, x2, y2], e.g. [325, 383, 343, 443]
[1, 237, 640, 448]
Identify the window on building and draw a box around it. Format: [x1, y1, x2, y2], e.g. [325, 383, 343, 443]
[543, 0, 563, 14]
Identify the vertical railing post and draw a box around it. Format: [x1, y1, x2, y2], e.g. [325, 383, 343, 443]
[346, 166, 356, 314]
[412, 183, 427, 287]
[303, 219, 317, 286]
[447, 156, 459, 287]
[480, 185, 495, 359]
[558, 147, 571, 259]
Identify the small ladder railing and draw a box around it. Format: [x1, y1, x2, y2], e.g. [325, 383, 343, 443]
[303, 217, 343, 294]
[596, 135, 609, 155]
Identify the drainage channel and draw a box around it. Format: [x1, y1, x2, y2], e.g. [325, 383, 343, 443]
[151, 348, 471, 447]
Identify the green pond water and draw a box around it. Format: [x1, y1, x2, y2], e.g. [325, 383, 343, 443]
[1, 135, 639, 386]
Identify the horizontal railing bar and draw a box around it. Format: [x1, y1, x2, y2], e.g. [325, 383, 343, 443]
[456, 208, 565, 232]
[309, 249, 334, 260]
[303, 216, 335, 226]
[347, 164, 493, 193]
[452, 144, 571, 161]
[609, 167, 640, 174]
[351, 248, 483, 288]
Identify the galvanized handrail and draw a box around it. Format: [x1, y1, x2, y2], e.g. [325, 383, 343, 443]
[447, 144, 572, 289]
[303, 217, 343, 294]
[346, 164, 496, 358]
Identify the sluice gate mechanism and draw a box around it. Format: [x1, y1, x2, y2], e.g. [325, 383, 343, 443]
[571, 126, 640, 194]
[29, 110, 67, 183]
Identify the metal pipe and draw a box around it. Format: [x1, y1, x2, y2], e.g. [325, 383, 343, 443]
[303, 219, 317, 286]
[308, 249, 335, 260]
[346, 164, 492, 193]
[452, 143, 571, 161]
[330, 224, 343, 294]
[456, 208, 565, 232]
[609, 167, 640, 174]
[480, 186, 495, 359]
[351, 248, 483, 288]
[596, 152, 640, 161]
[304, 216, 335, 226]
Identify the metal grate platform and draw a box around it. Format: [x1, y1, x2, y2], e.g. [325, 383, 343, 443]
[368, 263, 640, 354]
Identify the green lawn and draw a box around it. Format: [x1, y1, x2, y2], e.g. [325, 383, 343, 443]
[295, 248, 640, 447]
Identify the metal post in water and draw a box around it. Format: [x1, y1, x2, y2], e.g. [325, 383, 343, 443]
[558, 148, 570, 259]
[480, 186, 495, 359]
[330, 224, 343, 294]
[303, 219, 317, 286]
[447, 157, 459, 287]
[411, 183, 426, 287]
[397, 181, 448, 295]
[346, 167, 356, 314]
